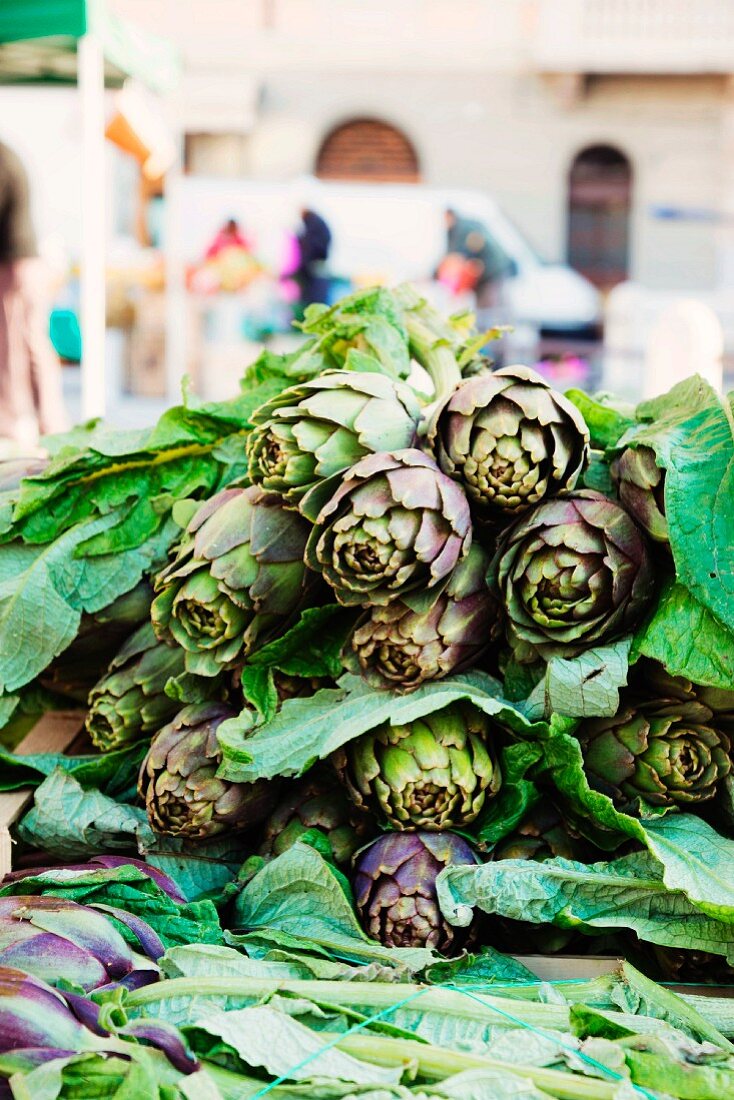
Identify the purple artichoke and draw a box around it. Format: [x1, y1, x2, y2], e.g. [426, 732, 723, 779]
[428, 366, 589, 519]
[611, 445, 668, 543]
[490, 490, 655, 661]
[246, 369, 420, 511]
[353, 831, 477, 954]
[346, 544, 500, 691]
[0, 966, 91, 1055]
[139, 703, 278, 839]
[0, 896, 161, 992]
[305, 448, 472, 607]
[152, 487, 313, 676]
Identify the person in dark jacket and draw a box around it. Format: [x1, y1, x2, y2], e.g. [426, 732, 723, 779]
[294, 208, 332, 311]
[442, 207, 516, 307]
[0, 141, 66, 444]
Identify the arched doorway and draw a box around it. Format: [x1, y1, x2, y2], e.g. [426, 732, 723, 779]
[316, 119, 420, 183]
[567, 145, 632, 290]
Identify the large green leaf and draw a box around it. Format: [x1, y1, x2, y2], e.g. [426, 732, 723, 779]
[471, 742, 543, 849]
[186, 1003, 403, 1088]
[632, 581, 734, 689]
[523, 640, 632, 721]
[436, 850, 734, 961]
[0, 742, 145, 793]
[565, 390, 634, 449]
[0, 511, 165, 692]
[233, 842, 436, 975]
[217, 671, 548, 783]
[17, 769, 149, 858]
[625, 377, 734, 630]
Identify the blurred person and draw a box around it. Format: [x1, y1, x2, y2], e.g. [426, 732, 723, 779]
[439, 207, 515, 308]
[0, 140, 67, 445]
[294, 208, 332, 310]
[205, 217, 252, 259]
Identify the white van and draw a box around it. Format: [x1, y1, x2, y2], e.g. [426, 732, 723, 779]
[170, 174, 602, 338]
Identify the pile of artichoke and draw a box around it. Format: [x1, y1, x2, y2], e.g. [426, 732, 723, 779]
[72, 291, 733, 963]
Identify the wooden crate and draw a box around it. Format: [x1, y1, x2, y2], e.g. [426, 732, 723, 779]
[0, 710, 85, 878]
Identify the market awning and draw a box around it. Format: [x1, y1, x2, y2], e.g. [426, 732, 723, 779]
[0, 0, 179, 91]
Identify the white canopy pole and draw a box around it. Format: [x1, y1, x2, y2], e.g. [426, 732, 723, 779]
[165, 149, 188, 403]
[79, 31, 107, 420]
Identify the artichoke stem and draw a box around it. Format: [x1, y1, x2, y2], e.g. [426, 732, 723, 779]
[333, 1031, 620, 1100]
[405, 316, 462, 402]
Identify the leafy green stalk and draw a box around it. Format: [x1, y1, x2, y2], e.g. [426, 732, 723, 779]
[125, 976, 682, 1039]
[331, 1031, 622, 1100]
[395, 284, 462, 401]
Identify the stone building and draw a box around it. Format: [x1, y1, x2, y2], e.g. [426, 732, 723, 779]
[113, 0, 734, 295]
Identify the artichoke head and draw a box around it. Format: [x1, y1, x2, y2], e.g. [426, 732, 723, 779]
[138, 702, 278, 838]
[306, 448, 472, 607]
[86, 623, 188, 752]
[428, 366, 589, 519]
[579, 667, 733, 809]
[490, 489, 655, 661]
[259, 767, 375, 866]
[246, 370, 420, 512]
[353, 831, 477, 954]
[152, 487, 313, 676]
[346, 543, 500, 691]
[334, 702, 501, 831]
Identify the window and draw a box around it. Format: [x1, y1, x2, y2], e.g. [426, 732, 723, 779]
[568, 145, 632, 290]
[316, 119, 420, 182]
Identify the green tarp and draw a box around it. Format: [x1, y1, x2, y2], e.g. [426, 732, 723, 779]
[0, 0, 179, 91]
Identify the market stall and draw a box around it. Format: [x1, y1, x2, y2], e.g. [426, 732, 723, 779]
[0, 0, 179, 418]
[0, 285, 733, 1096]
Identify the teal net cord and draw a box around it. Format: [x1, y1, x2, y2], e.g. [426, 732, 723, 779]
[248, 979, 659, 1099]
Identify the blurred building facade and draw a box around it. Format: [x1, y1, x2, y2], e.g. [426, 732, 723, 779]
[113, 0, 734, 295]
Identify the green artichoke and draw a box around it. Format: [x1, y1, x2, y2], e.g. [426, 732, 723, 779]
[246, 370, 420, 512]
[428, 366, 589, 519]
[345, 544, 499, 691]
[353, 831, 477, 953]
[306, 448, 472, 607]
[611, 445, 668, 543]
[139, 703, 278, 838]
[334, 703, 500, 831]
[86, 623, 189, 751]
[259, 767, 375, 865]
[578, 668, 733, 809]
[490, 489, 654, 660]
[152, 487, 313, 676]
